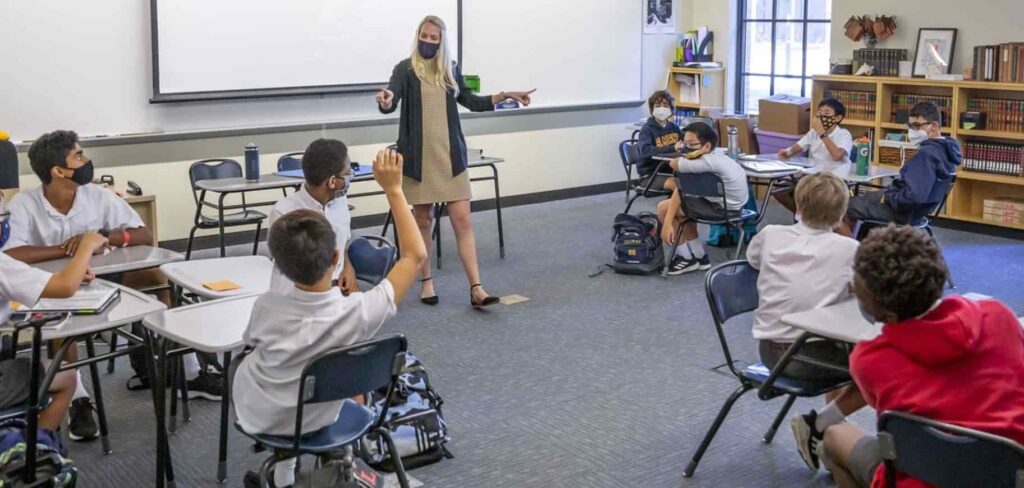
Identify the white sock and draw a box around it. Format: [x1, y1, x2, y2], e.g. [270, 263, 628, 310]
[183, 353, 202, 381]
[72, 371, 90, 400]
[815, 402, 845, 432]
[674, 244, 693, 259]
[274, 458, 297, 487]
[687, 239, 706, 259]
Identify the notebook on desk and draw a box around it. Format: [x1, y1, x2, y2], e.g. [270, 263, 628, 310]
[15, 282, 120, 316]
[738, 159, 804, 174]
[739, 154, 815, 168]
[277, 163, 373, 179]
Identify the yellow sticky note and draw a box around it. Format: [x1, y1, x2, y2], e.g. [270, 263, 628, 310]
[202, 280, 241, 292]
[10, 301, 22, 311]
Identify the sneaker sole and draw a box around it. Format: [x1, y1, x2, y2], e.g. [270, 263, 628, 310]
[187, 390, 224, 401]
[791, 416, 819, 471]
[698, 263, 712, 271]
[67, 431, 98, 442]
[667, 264, 701, 275]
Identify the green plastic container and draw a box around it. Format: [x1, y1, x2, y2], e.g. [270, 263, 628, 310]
[463, 75, 481, 93]
[855, 137, 871, 176]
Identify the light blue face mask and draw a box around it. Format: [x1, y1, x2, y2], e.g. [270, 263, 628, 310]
[0, 212, 10, 249]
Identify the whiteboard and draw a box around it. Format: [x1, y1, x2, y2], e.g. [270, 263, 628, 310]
[154, 0, 460, 98]
[0, 1, 642, 141]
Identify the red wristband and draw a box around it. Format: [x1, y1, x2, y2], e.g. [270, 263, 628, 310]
[121, 229, 130, 248]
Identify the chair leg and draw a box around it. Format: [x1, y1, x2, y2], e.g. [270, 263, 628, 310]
[378, 428, 410, 488]
[683, 384, 752, 478]
[106, 332, 117, 375]
[257, 455, 277, 488]
[185, 226, 199, 261]
[252, 221, 263, 256]
[661, 223, 687, 279]
[733, 226, 747, 261]
[433, 203, 443, 270]
[623, 193, 641, 214]
[762, 394, 797, 444]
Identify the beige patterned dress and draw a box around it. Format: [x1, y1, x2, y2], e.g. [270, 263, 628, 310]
[402, 64, 472, 205]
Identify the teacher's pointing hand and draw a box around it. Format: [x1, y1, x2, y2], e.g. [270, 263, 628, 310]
[376, 89, 395, 110]
[493, 89, 536, 107]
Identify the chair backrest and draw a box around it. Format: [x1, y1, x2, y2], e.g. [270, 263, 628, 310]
[704, 260, 760, 376]
[675, 171, 733, 219]
[347, 236, 398, 286]
[878, 410, 1024, 488]
[618, 139, 640, 180]
[277, 152, 303, 172]
[188, 158, 244, 207]
[929, 173, 957, 219]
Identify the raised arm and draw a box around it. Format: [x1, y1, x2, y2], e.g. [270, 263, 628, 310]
[374, 149, 427, 302]
[377, 62, 406, 114]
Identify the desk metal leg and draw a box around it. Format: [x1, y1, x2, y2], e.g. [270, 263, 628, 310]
[168, 357, 179, 434]
[144, 330, 175, 488]
[217, 351, 232, 484]
[218, 193, 228, 258]
[490, 165, 505, 259]
[85, 337, 112, 455]
[433, 203, 443, 270]
[106, 333, 117, 374]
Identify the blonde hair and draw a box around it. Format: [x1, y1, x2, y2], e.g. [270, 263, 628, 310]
[411, 16, 459, 96]
[795, 172, 849, 229]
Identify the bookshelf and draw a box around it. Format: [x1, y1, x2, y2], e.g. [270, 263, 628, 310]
[666, 67, 726, 113]
[813, 75, 1024, 231]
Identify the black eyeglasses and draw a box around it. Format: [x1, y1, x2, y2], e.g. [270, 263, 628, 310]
[906, 121, 933, 130]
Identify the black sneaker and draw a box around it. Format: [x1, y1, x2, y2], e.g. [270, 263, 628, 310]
[68, 398, 99, 441]
[667, 256, 701, 275]
[791, 410, 824, 471]
[187, 372, 225, 401]
[695, 254, 712, 271]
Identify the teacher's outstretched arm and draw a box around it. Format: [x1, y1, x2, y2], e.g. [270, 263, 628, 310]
[453, 64, 535, 111]
[376, 63, 405, 114]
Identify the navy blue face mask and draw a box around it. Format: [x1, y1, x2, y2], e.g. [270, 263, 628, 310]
[0, 213, 9, 249]
[418, 40, 440, 59]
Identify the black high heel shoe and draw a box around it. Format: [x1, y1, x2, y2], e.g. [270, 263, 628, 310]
[420, 277, 439, 306]
[470, 284, 500, 310]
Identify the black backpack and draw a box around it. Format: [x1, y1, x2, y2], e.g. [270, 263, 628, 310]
[611, 212, 664, 275]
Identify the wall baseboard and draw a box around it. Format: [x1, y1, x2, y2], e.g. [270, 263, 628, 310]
[160, 180, 625, 253]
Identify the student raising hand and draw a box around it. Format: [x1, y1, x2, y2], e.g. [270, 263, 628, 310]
[373, 148, 404, 191]
[373, 148, 428, 303]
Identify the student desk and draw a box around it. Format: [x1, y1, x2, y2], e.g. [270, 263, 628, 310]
[160, 255, 273, 301]
[4, 282, 167, 455]
[32, 245, 184, 277]
[194, 175, 302, 257]
[141, 294, 257, 487]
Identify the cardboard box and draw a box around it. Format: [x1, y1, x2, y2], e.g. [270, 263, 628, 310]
[758, 94, 811, 135]
[717, 116, 759, 155]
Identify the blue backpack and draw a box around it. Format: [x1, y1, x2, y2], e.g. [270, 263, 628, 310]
[611, 212, 665, 275]
[0, 420, 76, 487]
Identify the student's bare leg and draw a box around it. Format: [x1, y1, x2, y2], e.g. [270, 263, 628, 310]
[40, 366, 76, 431]
[656, 199, 673, 226]
[822, 423, 870, 488]
[446, 200, 490, 301]
[663, 177, 677, 192]
[681, 220, 699, 242]
[825, 385, 867, 416]
[412, 204, 436, 299]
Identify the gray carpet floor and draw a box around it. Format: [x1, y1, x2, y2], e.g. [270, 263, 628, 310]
[67, 191, 1024, 487]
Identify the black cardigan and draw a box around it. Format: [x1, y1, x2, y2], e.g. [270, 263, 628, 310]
[379, 59, 495, 182]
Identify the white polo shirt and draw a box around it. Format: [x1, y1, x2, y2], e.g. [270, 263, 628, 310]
[268, 185, 352, 293]
[0, 253, 52, 324]
[746, 223, 859, 341]
[232, 279, 396, 435]
[675, 153, 750, 210]
[1, 184, 145, 250]
[797, 126, 853, 164]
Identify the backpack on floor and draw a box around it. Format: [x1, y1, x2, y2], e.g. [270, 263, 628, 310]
[360, 352, 452, 472]
[0, 420, 77, 487]
[611, 212, 664, 275]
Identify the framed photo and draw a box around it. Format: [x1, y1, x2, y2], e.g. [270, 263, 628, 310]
[644, 0, 675, 35]
[913, 28, 958, 77]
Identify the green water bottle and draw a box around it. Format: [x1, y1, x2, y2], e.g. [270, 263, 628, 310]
[855, 137, 870, 176]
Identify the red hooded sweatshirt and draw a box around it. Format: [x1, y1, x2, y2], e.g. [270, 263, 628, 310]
[850, 295, 1024, 488]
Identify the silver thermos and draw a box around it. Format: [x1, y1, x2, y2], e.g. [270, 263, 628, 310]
[727, 125, 740, 159]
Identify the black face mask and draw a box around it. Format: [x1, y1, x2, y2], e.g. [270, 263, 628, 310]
[418, 40, 440, 59]
[66, 161, 94, 186]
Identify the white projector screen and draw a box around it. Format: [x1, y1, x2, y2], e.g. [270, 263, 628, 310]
[152, 0, 460, 102]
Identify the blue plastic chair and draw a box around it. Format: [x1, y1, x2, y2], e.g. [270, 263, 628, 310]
[186, 159, 268, 259]
[235, 335, 410, 488]
[667, 172, 758, 272]
[276, 152, 303, 172]
[347, 236, 397, 287]
[621, 139, 673, 213]
[683, 261, 852, 478]
[878, 410, 1024, 488]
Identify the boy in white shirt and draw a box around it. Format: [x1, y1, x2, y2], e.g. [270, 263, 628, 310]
[268, 138, 356, 295]
[0, 191, 107, 432]
[774, 98, 854, 213]
[233, 149, 427, 488]
[745, 172, 864, 471]
[656, 122, 750, 275]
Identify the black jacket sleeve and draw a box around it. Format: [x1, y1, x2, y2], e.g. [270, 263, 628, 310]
[379, 61, 405, 115]
[454, 63, 495, 113]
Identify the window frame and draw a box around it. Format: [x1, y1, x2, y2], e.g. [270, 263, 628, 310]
[735, 0, 831, 112]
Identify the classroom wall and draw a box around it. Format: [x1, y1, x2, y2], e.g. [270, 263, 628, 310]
[676, 0, 738, 112]
[831, 1, 1024, 75]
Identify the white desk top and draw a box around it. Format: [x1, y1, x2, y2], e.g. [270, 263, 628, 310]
[802, 163, 901, 183]
[781, 299, 882, 344]
[4, 281, 167, 341]
[160, 256, 273, 299]
[142, 294, 257, 353]
[195, 174, 302, 192]
[33, 246, 184, 276]
[348, 156, 504, 183]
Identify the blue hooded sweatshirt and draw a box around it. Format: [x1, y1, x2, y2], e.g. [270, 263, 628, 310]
[884, 136, 961, 221]
[636, 117, 682, 177]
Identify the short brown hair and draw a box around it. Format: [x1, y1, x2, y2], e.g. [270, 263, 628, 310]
[854, 225, 948, 321]
[794, 172, 848, 229]
[647, 90, 675, 114]
[268, 209, 336, 286]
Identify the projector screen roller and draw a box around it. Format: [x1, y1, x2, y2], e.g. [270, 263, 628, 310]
[152, 0, 460, 101]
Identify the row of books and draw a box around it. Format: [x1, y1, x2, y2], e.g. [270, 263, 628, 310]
[890, 93, 952, 126]
[962, 141, 1024, 177]
[824, 89, 877, 120]
[853, 48, 908, 77]
[965, 98, 1024, 133]
[674, 108, 698, 126]
[972, 44, 1024, 83]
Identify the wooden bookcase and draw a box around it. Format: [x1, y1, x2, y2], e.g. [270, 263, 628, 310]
[813, 75, 1024, 231]
[667, 67, 726, 111]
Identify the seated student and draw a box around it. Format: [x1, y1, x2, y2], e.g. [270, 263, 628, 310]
[268, 138, 356, 295]
[2, 130, 216, 440]
[774, 98, 853, 213]
[656, 122, 748, 275]
[819, 225, 1024, 488]
[232, 149, 427, 488]
[0, 191, 108, 432]
[840, 101, 961, 236]
[636, 90, 684, 192]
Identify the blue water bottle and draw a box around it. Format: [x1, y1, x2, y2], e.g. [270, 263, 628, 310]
[244, 143, 260, 182]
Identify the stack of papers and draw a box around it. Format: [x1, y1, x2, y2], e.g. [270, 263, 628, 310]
[739, 160, 803, 174]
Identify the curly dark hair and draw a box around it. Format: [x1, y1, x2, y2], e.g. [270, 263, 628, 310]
[854, 225, 949, 321]
[28, 130, 78, 185]
[268, 209, 337, 286]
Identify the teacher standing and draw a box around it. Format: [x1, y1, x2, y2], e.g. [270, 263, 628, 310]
[376, 15, 534, 310]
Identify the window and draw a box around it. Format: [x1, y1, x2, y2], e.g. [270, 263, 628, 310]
[736, 0, 832, 113]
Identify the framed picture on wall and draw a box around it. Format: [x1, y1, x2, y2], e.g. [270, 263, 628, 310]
[913, 28, 958, 77]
